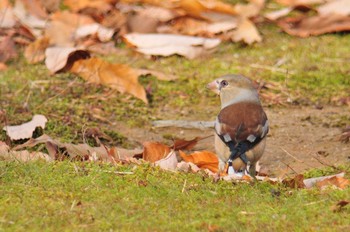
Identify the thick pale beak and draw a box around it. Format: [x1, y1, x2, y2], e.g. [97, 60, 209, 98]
[207, 80, 220, 95]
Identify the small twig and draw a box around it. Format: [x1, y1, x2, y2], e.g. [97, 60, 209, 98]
[310, 153, 339, 170]
[181, 179, 187, 193]
[304, 199, 327, 206]
[152, 120, 215, 129]
[280, 160, 298, 175]
[280, 147, 304, 163]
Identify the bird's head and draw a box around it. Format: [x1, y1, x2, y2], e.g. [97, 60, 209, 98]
[207, 74, 259, 108]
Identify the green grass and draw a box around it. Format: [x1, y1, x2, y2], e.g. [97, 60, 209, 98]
[0, 161, 349, 231]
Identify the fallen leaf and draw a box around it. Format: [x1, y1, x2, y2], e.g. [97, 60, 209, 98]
[265, 7, 293, 21]
[276, 0, 326, 6]
[179, 150, 218, 173]
[0, 62, 7, 70]
[63, 0, 114, 12]
[303, 172, 346, 188]
[24, 36, 50, 63]
[141, 141, 170, 162]
[231, 18, 262, 44]
[155, 150, 178, 171]
[45, 47, 91, 73]
[0, 5, 16, 28]
[75, 23, 115, 42]
[317, 0, 350, 16]
[234, 0, 265, 18]
[3, 114, 47, 140]
[46, 11, 95, 46]
[278, 14, 350, 37]
[13, 0, 46, 37]
[0, 35, 18, 63]
[331, 200, 349, 212]
[316, 176, 349, 190]
[123, 33, 221, 59]
[70, 57, 148, 103]
[13, 134, 135, 162]
[282, 174, 306, 188]
[0, 141, 53, 162]
[127, 11, 160, 33]
[171, 137, 203, 151]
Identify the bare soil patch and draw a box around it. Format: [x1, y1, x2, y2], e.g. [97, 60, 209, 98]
[114, 105, 350, 176]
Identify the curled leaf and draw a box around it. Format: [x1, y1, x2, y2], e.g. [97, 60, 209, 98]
[141, 141, 171, 163]
[179, 150, 218, 173]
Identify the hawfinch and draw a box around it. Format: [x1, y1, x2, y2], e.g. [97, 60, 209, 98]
[207, 74, 269, 177]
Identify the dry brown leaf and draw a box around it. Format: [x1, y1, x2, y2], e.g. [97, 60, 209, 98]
[171, 137, 203, 151]
[3, 115, 47, 140]
[21, 0, 48, 19]
[45, 47, 91, 73]
[276, 0, 327, 6]
[179, 150, 218, 173]
[331, 200, 349, 212]
[39, 0, 60, 12]
[278, 14, 350, 37]
[155, 150, 178, 171]
[70, 57, 148, 103]
[122, 0, 237, 18]
[159, 16, 237, 37]
[282, 174, 306, 188]
[303, 172, 346, 188]
[0, 0, 11, 9]
[127, 12, 160, 33]
[123, 33, 221, 59]
[13, 0, 46, 37]
[75, 23, 115, 42]
[141, 141, 170, 162]
[316, 176, 350, 190]
[234, 0, 265, 18]
[0, 63, 7, 70]
[63, 0, 115, 12]
[317, 0, 350, 16]
[0, 5, 16, 28]
[0, 35, 18, 63]
[24, 36, 50, 64]
[46, 11, 95, 46]
[0, 141, 53, 162]
[264, 7, 293, 21]
[231, 18, 262, 44]
[13, 134, 136, 162]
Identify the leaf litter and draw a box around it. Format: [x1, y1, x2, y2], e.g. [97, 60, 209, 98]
[1, 115, 348, 189]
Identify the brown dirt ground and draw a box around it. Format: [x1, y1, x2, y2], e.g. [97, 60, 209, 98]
[114, 105, 350, 177]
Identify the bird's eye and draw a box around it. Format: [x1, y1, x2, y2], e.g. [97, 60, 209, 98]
[221, 80, 228, 87]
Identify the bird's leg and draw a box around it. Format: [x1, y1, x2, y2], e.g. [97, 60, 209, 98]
[248, 163, 258, 181]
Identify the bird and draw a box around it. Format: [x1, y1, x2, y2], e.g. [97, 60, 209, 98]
[207, 74, 269, 177]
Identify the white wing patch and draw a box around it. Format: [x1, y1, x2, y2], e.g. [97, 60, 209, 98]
[223, 133, 232, 142]
[247, 134, 256, 142]
[261, 120, 269, 138]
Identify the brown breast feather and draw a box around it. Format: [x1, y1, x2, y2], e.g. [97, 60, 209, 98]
[218, 101, 268, 144]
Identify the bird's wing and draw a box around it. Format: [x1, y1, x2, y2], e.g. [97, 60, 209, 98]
[215, 101, 268, 146]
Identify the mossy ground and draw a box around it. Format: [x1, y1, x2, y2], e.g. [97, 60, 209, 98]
[0, 161, 349, 231]
[1, 23, 350, 143]
[1, 6, 350, 231]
